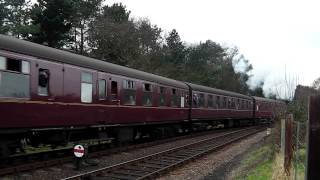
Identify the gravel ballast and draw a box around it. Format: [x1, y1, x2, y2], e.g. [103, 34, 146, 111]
[157, 131, 268, 180]
[5, 129, 240, 180]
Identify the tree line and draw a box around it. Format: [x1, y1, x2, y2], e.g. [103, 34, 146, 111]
[0, 0, 265, 97]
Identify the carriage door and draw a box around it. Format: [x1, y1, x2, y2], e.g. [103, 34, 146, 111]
[34, 60, 63, 101]
[108, 75, 120, 105]
[97, 72, 108, 102]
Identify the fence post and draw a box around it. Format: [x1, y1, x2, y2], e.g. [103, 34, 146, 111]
[306, 96, 320, 180]
[294, 121, 300, 180]
[280, 118, 286, 164]
[284, 114, 293, 175]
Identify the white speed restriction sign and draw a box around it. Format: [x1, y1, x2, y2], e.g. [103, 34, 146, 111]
[73, 144, 85, 158]
[266, 128, 271, 135]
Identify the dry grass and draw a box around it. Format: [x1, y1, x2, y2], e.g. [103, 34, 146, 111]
[271, 153, 291, 180]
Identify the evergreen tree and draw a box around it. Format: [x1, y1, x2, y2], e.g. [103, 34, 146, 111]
[0, 0, 32, 37]
[161, 29, 186, 79]
[130, 18, 163, 71]
[29, 0, 74, 48]
[88, 3, 139, 66]
[0, 0, 8, 34]
[70, 0, 103, 54]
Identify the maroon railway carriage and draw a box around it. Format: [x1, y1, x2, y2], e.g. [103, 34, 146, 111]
[0, 35, 285, 157]
[253, 96, 286, 121]
[187, 83, 255, 127]
[0, 35, 191, 154]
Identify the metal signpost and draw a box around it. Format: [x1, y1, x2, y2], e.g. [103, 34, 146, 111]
[74, 144, 85, 170]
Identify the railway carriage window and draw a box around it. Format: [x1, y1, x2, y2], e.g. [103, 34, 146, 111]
[185, 91, 189, 107]
[0, 56, 6, 70]
[38, 69, 50, 96]
[241, 100, 245, 109]
[193, 93, 199, 107]
[246, 101, 249, 109]
[7, 58, 21, 72]
[123, 80, 136, 89]
[180, 91, 186, 107]
[0, 57, 30, 98]
[171, 88, 177, 107]
[208, 95, 214, 108]
[0, 57, 30, 74]
[216, 96, 220, 108]
[223, 97, 227, 108]
[142, 83, 152, 106]
[22, 61, 30, 74]
[159, 86, 166, 106]
[111, 81, 118, 100]
[199, 93, 205, 108]
[236, 99, 240, 109]
[123, 80, 136, 105]
[81, 72, 93, 103]
[231, 98, 236, 109]
[228, 98, 232, 109]
[98, 79, 106, 100]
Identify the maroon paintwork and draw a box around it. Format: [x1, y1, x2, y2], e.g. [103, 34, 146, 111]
[0, 45, 285, 131]
[253, 97, 285, 119]
[0, 50, 189, 129]
[191, 109, 253, 120]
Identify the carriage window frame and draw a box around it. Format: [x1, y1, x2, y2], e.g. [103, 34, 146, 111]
[0, 56, 30, 74]
[0, 56, 30, 98]
[236, 99, 240, 109]
[0, 56, 6, 70]
[81, 72, 93, 103]
[159, 86, 166, 107]
[111, 81, 118, 100]
[123, 79, 136, 89]
[207, 94, 214, 108]
[142, 83, 152, 106]
[198, 93, 205, 108]
[122, 79, 136, 105]
[98, 79, 107, 100]
[38, 68, 50, 96]
[241, 99, 245, 109]
[193, 93, 199, 108]
[216, 96, 220, 108]
[228, 97, 232, 109]
[231, 98, 236, 109]
[171, 88, 177, 107]
[223, 97, 227, 109]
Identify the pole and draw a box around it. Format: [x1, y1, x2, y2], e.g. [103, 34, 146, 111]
[306, 96, 320, 180]
[294, 122, 300, 180]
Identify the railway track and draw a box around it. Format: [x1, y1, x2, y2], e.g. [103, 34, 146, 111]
[63, 126, 265, 180]
[0, 126, 249, 177]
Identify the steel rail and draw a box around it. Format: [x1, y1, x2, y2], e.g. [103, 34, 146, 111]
[0, 126, 245, 176]
[63, 126, 265, 180]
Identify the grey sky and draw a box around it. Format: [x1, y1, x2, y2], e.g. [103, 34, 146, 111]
[106, 0, 320, 98]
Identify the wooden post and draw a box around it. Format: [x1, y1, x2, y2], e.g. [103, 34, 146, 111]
[284, 114, 293, 175]
[280, 118, 286, 162]
[306, 96, 320, 180]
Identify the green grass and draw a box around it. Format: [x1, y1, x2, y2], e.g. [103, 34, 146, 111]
[245, 159, 273, 180]
[235, 145, 274, 180]
[293, 148, 306, 179]
[241, 145, 273, 165]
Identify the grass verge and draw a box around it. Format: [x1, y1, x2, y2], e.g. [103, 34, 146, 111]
[234, 144, 274, 180]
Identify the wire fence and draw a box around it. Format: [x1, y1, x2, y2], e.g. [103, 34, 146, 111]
[292, 120, 307, 180]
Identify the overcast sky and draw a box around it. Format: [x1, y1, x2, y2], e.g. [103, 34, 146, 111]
[106, 0, 320, 98]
